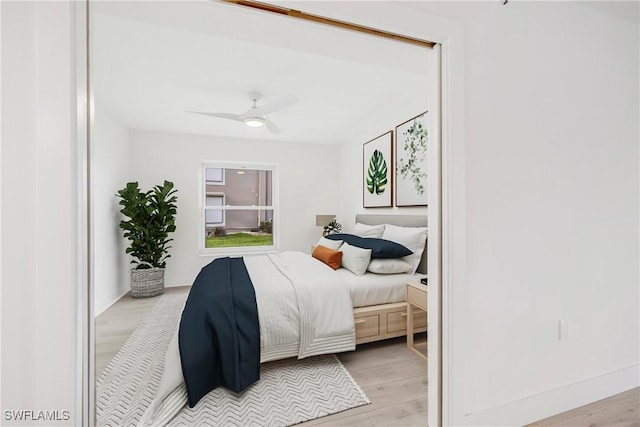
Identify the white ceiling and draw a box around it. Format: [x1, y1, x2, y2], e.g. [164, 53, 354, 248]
[575, 1, 640, 25]
[91, 1, 430, 145]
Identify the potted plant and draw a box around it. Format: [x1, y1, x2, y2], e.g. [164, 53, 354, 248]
[323, 218, 342, 236]
[116, 180, 178, 298]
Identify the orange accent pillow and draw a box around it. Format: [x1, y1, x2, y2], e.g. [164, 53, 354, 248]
[312, 245, 343, 270]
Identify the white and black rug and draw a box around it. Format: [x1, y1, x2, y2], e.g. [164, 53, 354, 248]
[96, 292, 370, 427]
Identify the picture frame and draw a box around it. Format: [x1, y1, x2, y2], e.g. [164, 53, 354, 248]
[395, 111, 429, 207]
[363, 131, 393, 208]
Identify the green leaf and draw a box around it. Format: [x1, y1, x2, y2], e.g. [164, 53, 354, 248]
[116, 180, 178, 268]
[366, 149, 388, 195]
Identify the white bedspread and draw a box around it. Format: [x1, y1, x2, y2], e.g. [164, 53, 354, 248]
[337, 269, 423, 308]
[138, 251, 355, 427]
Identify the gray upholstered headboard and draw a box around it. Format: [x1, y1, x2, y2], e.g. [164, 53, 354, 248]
[355, 214, 427, 275]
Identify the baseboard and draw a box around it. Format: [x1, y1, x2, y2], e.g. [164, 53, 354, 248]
[462, 364, 640, 426]
[95, 287, 129, 317]
[95, 284, 190, 316]
[165, 283, 190, 288]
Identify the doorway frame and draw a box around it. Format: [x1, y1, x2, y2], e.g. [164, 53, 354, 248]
[77, 2, 463, 426]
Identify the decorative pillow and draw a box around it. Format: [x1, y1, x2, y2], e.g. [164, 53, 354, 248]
[325, 233, 412, 259]
[316, 236, 343, 251]
[312, 245, 343, 270]
[367, 258, 413, 274]
[382, 224, 427, 274]
[353, 223, 385, 238]
[340, 242, 371, 276]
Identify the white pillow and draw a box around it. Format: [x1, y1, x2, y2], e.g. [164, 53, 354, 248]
[382, 224, 427, 274]
[316, 236, 343, 250]
[340, 242, 372, 276]
[367, 258, 413, 274]
[353, 222, 385, 238]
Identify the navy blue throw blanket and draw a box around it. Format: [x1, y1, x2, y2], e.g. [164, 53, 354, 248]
[178, 257, 260, 408]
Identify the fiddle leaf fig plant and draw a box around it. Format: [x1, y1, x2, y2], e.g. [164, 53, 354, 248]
[116, 180, 178, 269]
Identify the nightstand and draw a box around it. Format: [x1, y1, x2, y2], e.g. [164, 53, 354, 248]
[406, 282, 428, 360]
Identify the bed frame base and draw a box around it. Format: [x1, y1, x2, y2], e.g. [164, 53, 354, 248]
[354, 302, 427, 345]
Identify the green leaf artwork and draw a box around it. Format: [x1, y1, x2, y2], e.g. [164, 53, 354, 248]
[398, 119, 428, 195]
[366, 149, 388, 195]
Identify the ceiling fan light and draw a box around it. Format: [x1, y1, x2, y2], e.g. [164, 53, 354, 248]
[244, 117, 265, 127]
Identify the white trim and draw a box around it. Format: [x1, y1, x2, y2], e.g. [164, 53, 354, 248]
[0, 0, 4, 412]
[427, 42, 442, 427]
[201, 159, 279, 170]
[440, 36, 454, 427]
[94, 288, 129, 317]
[73, 1, 92, 425]
[206, 205, 274, 210]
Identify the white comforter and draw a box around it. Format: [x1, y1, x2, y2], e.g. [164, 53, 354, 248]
[139, 251, 355, 426]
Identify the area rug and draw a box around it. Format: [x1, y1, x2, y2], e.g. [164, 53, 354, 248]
[96, 292, 370, 427]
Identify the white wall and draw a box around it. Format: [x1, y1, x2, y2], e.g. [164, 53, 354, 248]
[408, 1, 639, 425]
[92, 105, 131, 315]
[338, 55, 434, 227]
[128, 130, 341, 286]
[1, 1, 77, 423]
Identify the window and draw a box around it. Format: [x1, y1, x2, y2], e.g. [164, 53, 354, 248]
[205, 194, 225, 227]
[201, 162, 277, 253]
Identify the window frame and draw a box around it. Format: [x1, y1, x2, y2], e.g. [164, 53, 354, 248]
[199, 160, 279, 256]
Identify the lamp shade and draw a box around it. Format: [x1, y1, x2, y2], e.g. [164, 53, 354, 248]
[315, 214, 336, 227]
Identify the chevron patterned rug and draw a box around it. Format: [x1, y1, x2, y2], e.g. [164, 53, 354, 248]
[97, 292, 370, 427]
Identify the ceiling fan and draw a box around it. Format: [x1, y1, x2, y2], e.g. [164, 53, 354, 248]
[188, 92, 299, 134]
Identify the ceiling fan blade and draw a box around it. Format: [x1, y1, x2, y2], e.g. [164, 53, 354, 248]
[265, 118, 283, 134]
[187, 111, 243, 122]
[242, 94, 299, 118]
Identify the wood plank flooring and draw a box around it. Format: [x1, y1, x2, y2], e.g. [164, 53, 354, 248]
[527, 387, 639, 427]
[96, 286, 639, 427]
[95, 286, 190, 376]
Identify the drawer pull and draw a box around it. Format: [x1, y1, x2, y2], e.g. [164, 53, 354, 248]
[355, 319, 366, 324]
[401, 313, 407, 317]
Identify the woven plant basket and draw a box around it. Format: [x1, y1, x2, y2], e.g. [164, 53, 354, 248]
[130, 262, 164, 298]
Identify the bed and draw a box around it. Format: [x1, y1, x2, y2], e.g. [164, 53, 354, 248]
[349, 214, 428, 344]
[138, 214, 427, 426]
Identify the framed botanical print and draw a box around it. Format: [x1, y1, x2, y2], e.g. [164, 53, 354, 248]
[395, 111, 428, 207]
[363, 131, 393, 208]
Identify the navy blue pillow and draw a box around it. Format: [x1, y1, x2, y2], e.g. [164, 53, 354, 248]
[325, 233, 413, 259]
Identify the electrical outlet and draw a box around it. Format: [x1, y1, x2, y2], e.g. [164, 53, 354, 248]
[558, 319, 568, 340]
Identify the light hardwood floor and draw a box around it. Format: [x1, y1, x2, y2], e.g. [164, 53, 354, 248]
[96, 287, 639, 427]
[527, 387, 639, 427]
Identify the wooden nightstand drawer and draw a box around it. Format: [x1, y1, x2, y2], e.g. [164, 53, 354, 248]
[407, 284, 427, 311]
[355, 314, 380, 339]
[388, 309, 427, 333]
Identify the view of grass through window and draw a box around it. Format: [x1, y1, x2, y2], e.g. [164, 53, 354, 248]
[206, 232, 273, 248]
[205, 216, 274, 248]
